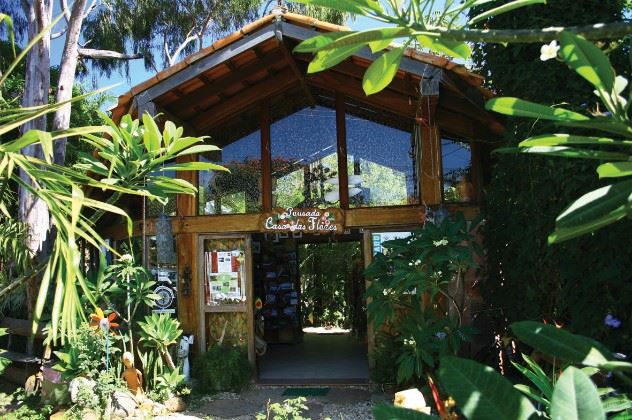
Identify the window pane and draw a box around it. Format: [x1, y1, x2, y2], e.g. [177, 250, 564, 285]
[199, 130, 262, 214]
[346, 113, 418, 207]
[441, 138, 473, 203]
[271, 106, 339, 208]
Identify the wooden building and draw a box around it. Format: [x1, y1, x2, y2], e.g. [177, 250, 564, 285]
[106, 10, 502, 383]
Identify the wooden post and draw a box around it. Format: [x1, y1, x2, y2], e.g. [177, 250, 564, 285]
[336, 93, 349, 209]
[261, 103, 272, 211]
[176, 154, 199, 343]
[420, 125, 443, 205]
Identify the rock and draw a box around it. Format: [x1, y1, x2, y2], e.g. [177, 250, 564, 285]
[165, 396, 186, 412]
[108, 390, 138, 418]
[69, 377, 96, 404]
[50, 410, 66, 420]
[152, 402, 169, 416]
[394, 388, 431, 414]
[81, 409, 99, 420]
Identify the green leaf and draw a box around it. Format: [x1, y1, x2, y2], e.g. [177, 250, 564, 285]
[363, 47, 405, 95]
[142, 112, 161, 152]
[486, 97, 589, 122]
[517, 146, 629, 161]
[291, 0, 382, 14]
[294, 32, 354, 53]
[559, 32, 614, 94]
[162, 162, 229, 172]
[438, 356, 537, 420]
[557, 118, 632, 139]
[308, 44, 365, 73]
[511, 321, 612, 367]
[514, 384, 550, 408]
[550, 179, 632, 243]
[319, 27, 414, 52]
[416, 36, 471, 59]
[597, 162, 632, 179]
[550, 366, 605, 420]
[175, 144, 221, 157]
[602, 395, 632, 413]
[468, 0, 547, 25]
[519, 134, 632, 148]
[373, 403, 439, 419]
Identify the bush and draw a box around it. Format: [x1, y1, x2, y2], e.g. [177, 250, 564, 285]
[192, 345, 252, 393]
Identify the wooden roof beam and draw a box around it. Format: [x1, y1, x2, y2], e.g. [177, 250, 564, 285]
[167, 49, 286, 111]
[279, 42, 316, 107]
[192, 67, 299, 132]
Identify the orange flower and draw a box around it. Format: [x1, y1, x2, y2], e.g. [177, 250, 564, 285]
[89, 308, 119, 331]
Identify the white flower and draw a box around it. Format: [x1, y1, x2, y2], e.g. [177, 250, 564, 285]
[120, 122, 128, 129]
[540, 40, 559, 61]
[382, 288, 393, 296]
[403, 338, 416, 347]
[432, 238, 449, 247]
[119, 254, 133, 264]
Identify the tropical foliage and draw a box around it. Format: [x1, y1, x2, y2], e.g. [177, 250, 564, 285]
[365, 214, 479, 385]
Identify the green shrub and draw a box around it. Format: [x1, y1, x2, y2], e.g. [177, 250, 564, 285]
[256, 397, 309, 420]
[192, 345, 252, 393]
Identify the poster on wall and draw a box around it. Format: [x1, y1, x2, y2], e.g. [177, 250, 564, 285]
[204, 249, 245, 306]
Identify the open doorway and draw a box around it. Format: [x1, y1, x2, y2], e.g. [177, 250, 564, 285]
[253, 233, 368, 383]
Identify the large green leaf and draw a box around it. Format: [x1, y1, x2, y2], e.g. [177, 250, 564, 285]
[294, 32, 354, 53]
[517, 146, 629, 161]
[373, 404, 439, 420]
[559, 32, 614, 94]
[551, 179, 632, 243]
[468, 0, 547, 25]
[307, 44, 365, 73]
[550, 367, 605, 420]
[291, 0, 382, 15]
[317, 27, 414, 52]
[363, 46, 405, 95]
[597, 162, 632, 179]
[438, 356, 538, 420]
[486, 98, 589, 121]
[557, 118, 632, 139]
[519, 134, 632, 148]
[603, 395, 632, 413]
[511, 321, 612, 367]
[416, 36, 471, 59]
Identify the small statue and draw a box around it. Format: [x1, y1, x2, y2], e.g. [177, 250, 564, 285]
[121, 351, 143, 396]
[177, 335, 194, 382]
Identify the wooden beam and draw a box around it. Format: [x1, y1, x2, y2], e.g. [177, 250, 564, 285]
[192, 68, 299, 131]
[279, 43, 316, 107]
[308, 72, 417, 119]
[167, 50, 286, 112]
[336, 93, 349, 209]
[261, 103, 272, 210]
[155, 103, 198, 136]
[143, 26, 276, 102]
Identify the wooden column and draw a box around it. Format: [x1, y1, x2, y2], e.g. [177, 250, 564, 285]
[176, 154, 199, 340]
[420, 125, 443, 205]
[261, 103, 272, 210]
[336, 93, 349, 209]
[363, 229, 375, 369]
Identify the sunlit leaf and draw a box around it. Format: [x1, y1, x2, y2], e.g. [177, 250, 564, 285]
[550, 367, 605, 420]
[560, 32, 614, 94]
[468, 0, 547, 25]
[486, 97, 589, 121]
[416, 36, 471, 59]
[363, 46, 405, 95]
[596, 162, 632, 179]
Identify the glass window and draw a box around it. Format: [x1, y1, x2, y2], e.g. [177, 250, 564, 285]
[147, 235, 178, 316]
[346, 112, 418, 207]
[203, 238, 246, 307]
[271, 106, 339, 208]
[199, 130, 262, 215]
[441, 138, 473, 203]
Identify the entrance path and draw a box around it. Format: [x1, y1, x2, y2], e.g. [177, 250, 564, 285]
[185, 386, 390, 419]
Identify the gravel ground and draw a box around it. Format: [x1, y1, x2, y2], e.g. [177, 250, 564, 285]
[186, 385, 390, 419]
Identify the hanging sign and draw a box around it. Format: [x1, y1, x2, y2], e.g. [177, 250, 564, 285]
[260, 207, 344, 233]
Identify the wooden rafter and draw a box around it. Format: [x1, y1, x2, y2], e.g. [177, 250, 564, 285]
[278, 42, 316, 107]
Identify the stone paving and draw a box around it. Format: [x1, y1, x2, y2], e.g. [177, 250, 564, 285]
[184, 386, 390, 419]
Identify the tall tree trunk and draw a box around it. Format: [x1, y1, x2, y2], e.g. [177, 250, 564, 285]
[52, 0, 87, 165]
[19, 0, 53, 352]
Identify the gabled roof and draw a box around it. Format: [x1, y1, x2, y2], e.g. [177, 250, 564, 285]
[111, 11, 503, 140]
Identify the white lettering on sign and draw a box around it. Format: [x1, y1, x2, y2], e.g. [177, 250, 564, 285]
[262, 207, 340, 233]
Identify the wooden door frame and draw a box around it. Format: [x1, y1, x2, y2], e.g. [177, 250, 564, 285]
[197, 233, 255, 363]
